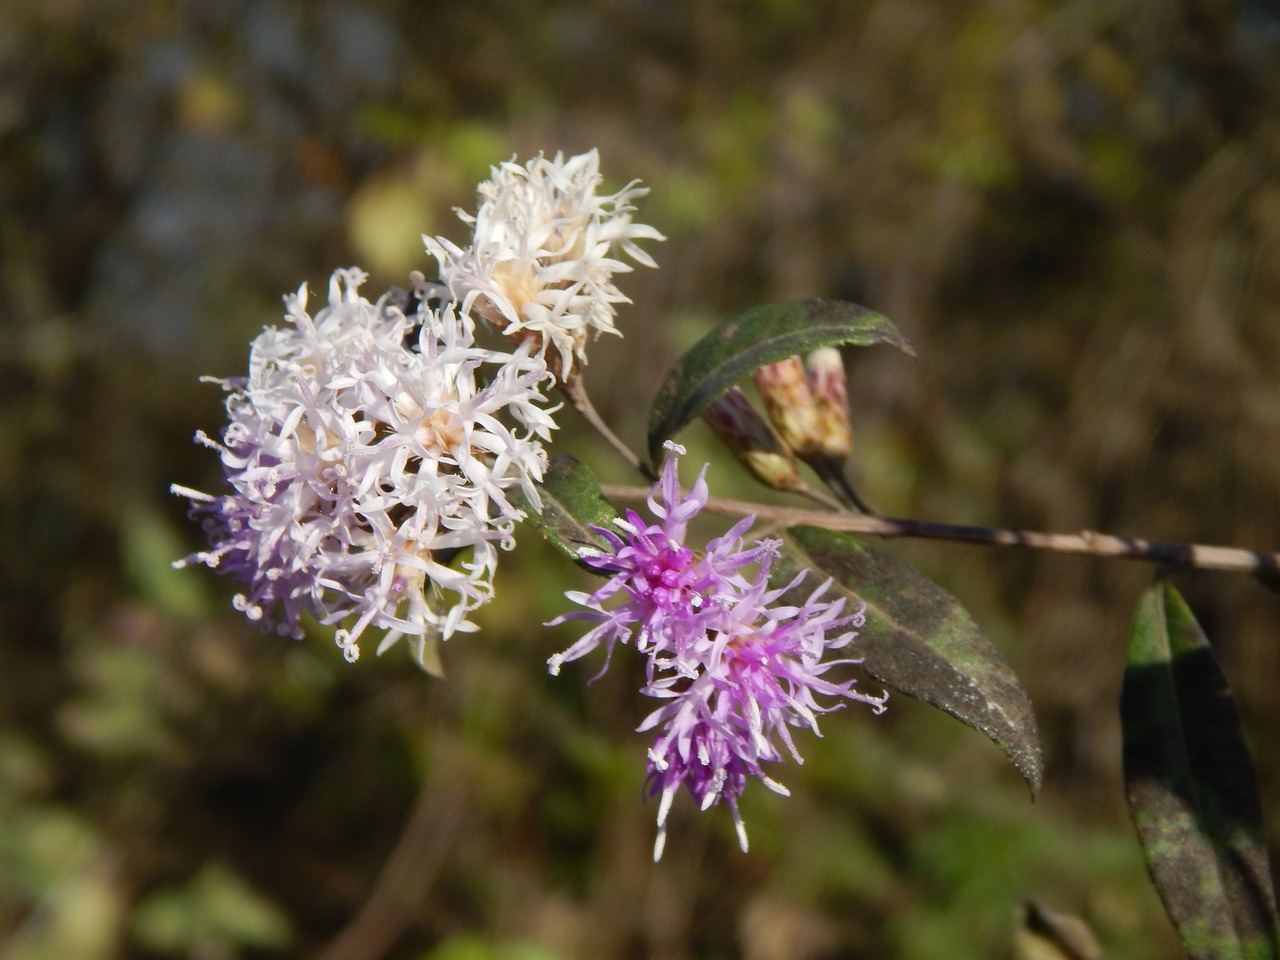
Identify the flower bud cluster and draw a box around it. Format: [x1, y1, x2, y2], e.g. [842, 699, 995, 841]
[702, 349, 868, 510]
[701, 386, 806, 494]
[752, 349, 856, 464]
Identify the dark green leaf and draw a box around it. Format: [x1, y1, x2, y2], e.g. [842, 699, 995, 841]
[776, 525, 1043, 794]
[1122, 579, 1280, 960]
[513, 454, 620, 570]
[646, 300, 914, 462]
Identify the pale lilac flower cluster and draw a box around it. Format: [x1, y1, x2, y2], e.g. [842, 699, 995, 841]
[177, 150, 660, 669]
[173, 269, 556, 667]
[549, 443, 887, 860]
[425, 148, 665, 378]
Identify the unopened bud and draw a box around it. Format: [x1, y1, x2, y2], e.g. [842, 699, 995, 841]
[804, 347, 853, 460]
[752, 354, 874, 512]
[702, 387, 806, 493]
[752, 357, 825, 457]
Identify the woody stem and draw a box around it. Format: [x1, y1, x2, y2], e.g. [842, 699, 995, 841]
[598, 485, 1280, 575]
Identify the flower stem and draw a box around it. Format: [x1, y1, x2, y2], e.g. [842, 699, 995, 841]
[598, 485, 1280, 575]
[797, 484, 847, 512]
[559, 377, 657, 481]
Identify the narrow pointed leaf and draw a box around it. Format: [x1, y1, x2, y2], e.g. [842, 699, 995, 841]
[513, 454, 620, 569]
[647, 300, 914, 462]
[776, 525, 1043, 794]
[1122, 579, 1280, 960]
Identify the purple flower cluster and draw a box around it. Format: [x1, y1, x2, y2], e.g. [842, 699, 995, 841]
[550, 442, 887, 859]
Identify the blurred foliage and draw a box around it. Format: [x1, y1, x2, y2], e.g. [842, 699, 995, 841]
[3, 0, 1280, 957]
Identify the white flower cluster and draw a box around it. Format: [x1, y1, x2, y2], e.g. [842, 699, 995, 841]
[176, 151, 660, 669]
[426, 148, 665, 379]
[174, 269, 556, 668]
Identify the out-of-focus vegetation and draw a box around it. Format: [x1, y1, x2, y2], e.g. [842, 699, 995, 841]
[3, 1, 1279, 957]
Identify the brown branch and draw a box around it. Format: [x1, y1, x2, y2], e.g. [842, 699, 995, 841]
[313, 784, 467, 960]
[598, 485, 1280, 575]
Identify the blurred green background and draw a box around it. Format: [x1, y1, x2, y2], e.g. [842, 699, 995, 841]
[4, 0, 1280, 957]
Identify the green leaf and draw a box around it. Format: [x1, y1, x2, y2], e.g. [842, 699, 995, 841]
[121, 506, 211, 622]
[646, 299, 914, 462]
[1122, 579, 1280, 960]
[513, 454, 620, 569]
[776, 525, 1043, 794]
[132, 863, 292, 953]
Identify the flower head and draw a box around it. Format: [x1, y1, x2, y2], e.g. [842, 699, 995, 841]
[546, 442, 770, 678]
[641, 573, 885, 859]
[173, 268, 556, 668]
[425, 149, 665, 380]
[548, 443, 886, 858]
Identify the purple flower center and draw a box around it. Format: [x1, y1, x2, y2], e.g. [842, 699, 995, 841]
[639, 542, 696, 610]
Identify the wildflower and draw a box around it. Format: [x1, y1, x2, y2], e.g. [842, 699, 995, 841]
[641, 573, 886, 860]
[173, 268, 556, 669]
[425, 149, 665, 380]
[548, 443, 886, 858]
[545, 442, 770, 679]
